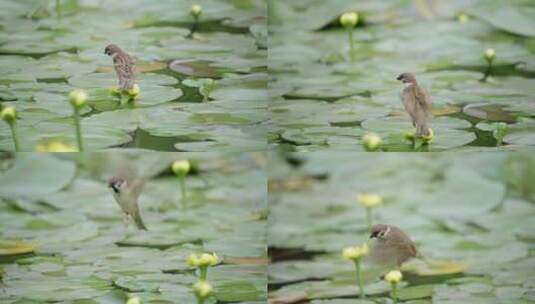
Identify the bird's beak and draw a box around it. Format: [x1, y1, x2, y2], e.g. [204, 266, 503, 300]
[396, 74, 403, 81]
[369, 232, 378, 239]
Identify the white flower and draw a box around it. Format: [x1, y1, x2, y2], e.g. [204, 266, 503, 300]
[193, 280, 213, 298]
[362, 133, 382, 151]
[340, 12, 358, 28]
[172, 160, 191, 176]
[126, 297, 142, 304]
[485, 48, 496, 62]
[342, 243, 369, 261]
[68, 89, 88, 109]
[385, 270, 403, 283]
[1, 106, 16, 125]
[191, 4, 203, 17]
[357, 193, 383, 208]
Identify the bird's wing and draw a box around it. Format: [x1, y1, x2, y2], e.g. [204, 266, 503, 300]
[128, 179, 145, 200]
[388, 238, 418, 257]
[114, 53, 135, 78]
[413, 85, 432, 113]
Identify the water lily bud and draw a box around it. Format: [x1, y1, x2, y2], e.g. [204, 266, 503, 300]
[191, 4, 202, 17]
[172, 160, 191, 176]
[340, 12, 358, 28]
[193, 280, 213, 298]
[126, 297, 142, 304]
[421, 128, 434, 143]
[342, 244, 369, 261]
[1, 106, 16, 125]
[362, 133, 382, 151]
[457, 13, 469, 23]
[127, 84, 140, 97]
[385, 270, 403, 284]
[69, 89, 88, 109]
[199, 253, 219, 266]
[187, 253, 200, 267]
[357, 193, 383, 208]
[484, 48, 496, 62]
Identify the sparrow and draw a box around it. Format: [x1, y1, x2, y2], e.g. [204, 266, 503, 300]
[397, 73, 432, 137]
[108, 176, 148, 230]
[369, 224, 419, 268]
[104, 44, 135, 90]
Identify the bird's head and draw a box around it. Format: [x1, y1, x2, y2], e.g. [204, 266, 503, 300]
[396, 73, 417, 85]
[370, 224, 390, 239]
[108, 177, 127, 194]
[104, 44, 121, 56]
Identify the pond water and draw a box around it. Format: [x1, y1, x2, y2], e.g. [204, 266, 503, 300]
[268, 1, 535, 152]
[0, 153, 267, 303]
[0, 0, 267, 152]
[268, 152, 535, 303]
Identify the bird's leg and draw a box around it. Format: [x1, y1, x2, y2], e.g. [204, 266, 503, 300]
[122, 213, 129, 228]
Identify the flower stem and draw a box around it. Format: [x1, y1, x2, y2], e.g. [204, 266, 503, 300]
[354, 260, 365, 298]
[9, 123, 21, 152]
[56, 0, 62, 19]
[197, 298, 204, 304]
[190, 16, 199, 37]
[391, 283, 398, 304]
[73, 108, 83, 152]
[179, 175, 187, 206]
[199, 266, 208, 281]
[347, 27, 354, 61]
[482, 60, 492, 82]
[365, 207, 372, 230]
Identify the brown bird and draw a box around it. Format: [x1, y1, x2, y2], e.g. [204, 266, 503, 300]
[104, 44, 135, 90]
[397, 73, 432, 137]
[108, 176, 148, 230]
[369, 224, 419, 268]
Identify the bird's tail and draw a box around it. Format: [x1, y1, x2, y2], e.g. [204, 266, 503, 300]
[132, 210, 148, 231]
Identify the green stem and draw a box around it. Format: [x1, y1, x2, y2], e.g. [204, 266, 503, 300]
[73, 108, 84, 152]
[197, 297, 204, 304]
[9, 123, 21, 152]
[391, 283, 398, 304]
[365, 207, 372, 231]
[199, 266, 208, 281]
[55, 0, 61, 19]
[179, 175, 187, 205]
[189, 16, 199, 37]
[347, 27, 354, 61]
[354, 260, 364, 298]
[482, 60, 492, 82]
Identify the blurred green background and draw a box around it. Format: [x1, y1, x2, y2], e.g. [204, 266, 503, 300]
[268, 0, 535, 152]
[268, 152, 535, 303]
[0, 152, 267, 303]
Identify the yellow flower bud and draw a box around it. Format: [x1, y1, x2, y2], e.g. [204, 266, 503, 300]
[385, 270, 403, 284]
[457, 13, 469, 23]
[191, 4, 202, 17]
[340, 12, 358, 28]
[199, 253, 219, 266]
[126, 297, 142, 304]
[127, 84, 140, 97]
[1, 106, 17, 125]
[35, 141, 77, 152]
[342, 243, 369, 261]
[484, 48, 496, 62]
[357, 193, 383, 208]
[362, 133, 382, 151]
[193, 280, 213, 298]
[68, 89, 88, 109]
[172, 160, 191, 176]
[187, 253, 200, 267]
